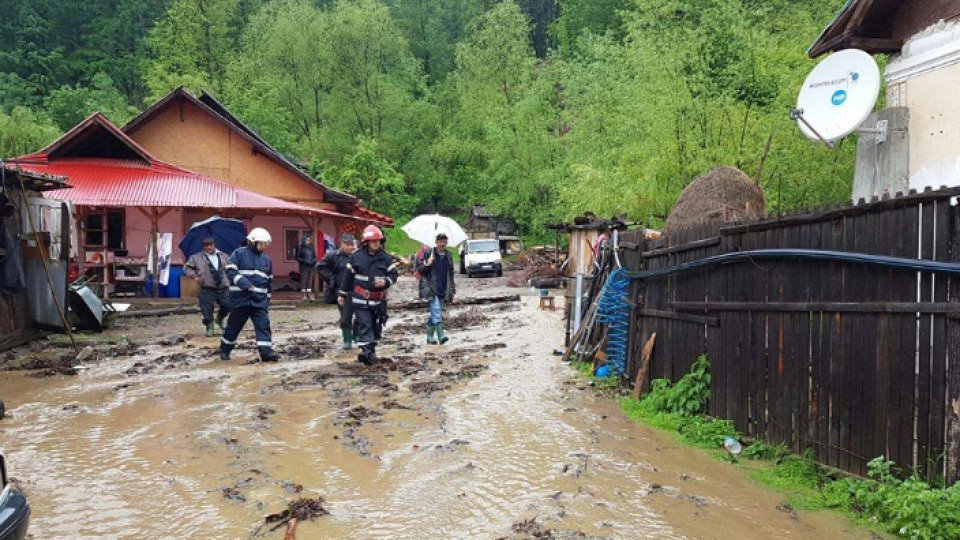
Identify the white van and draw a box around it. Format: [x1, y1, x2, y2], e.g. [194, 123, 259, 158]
[459, 239, 503, 277]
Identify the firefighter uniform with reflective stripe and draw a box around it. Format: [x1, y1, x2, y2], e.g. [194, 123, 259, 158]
[339, 245, 399, 362]
[220, 244, 278, 361]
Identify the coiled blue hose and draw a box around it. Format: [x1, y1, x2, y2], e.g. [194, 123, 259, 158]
[595, 267, 631, 377]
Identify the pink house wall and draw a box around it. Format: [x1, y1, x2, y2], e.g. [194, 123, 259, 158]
[124, 208, 186, 265]
[123, 209, 339, 275]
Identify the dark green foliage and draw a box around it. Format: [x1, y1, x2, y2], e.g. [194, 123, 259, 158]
[0, 0, 855, 240]
[637, 354, 711, 416]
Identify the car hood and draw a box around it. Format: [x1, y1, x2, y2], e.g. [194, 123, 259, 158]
[466, 252, 501, 264]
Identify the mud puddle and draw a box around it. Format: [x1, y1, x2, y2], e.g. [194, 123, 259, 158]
[0, 277, 876, 539]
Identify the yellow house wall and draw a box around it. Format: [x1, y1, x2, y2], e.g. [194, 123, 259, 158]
[899, 62, 960, 190]
[128, 100, 338, 210]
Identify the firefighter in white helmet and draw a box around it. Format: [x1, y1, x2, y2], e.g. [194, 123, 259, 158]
[338, 225, 399, 365]
[220, 227, 279, 362]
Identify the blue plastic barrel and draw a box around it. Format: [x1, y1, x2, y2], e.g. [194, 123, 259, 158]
[160, 265, 183, 298]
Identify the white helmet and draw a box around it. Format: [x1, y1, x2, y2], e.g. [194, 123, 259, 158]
[248, 227, 272, 246]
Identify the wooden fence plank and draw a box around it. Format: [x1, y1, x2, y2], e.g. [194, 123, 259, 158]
[918, 201, 934, 479]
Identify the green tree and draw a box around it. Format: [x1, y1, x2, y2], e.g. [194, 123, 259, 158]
[0, 107, 61, 159]
[145, 0, 243, 99]
[315, 137, 416, 217]
[441, 1, 565, 236]
[45, 73, 138, 130]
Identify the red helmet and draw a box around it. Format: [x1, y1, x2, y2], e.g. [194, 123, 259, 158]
[362, 225, 384, 243]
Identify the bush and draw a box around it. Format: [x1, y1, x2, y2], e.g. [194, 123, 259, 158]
[843, 458, 960, 539]
[637, 354, 711, 416]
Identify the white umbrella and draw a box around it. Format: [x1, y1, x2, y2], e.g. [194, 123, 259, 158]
[401, 214, 469, 247]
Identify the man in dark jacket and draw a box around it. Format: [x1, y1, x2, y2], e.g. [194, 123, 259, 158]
[220, 227, 279, 362]
[339, 225, 399, 365]
[418, 232, 456, 344]
[295, 234, 317, 301]
[183, 237, 231, 336]
[317, 233, 357, 349]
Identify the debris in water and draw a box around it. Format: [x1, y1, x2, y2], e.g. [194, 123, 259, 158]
[255, 405, 277, 420]
[264, 497, 329, 528]
[504, 517, 587, 539]
[221, 486, 246, 502]
[435, 439, 470, 452]
[282, 481, 304, 494]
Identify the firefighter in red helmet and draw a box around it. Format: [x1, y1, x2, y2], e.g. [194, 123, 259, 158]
[338, 225, 399, 365]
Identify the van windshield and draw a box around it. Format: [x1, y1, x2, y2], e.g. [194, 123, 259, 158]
[469, 240, 499, 253]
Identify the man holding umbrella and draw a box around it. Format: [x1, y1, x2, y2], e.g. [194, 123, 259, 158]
[184, 236, 231, 336]
[339, 225, 398, 365]
[418, 232, 456, 344]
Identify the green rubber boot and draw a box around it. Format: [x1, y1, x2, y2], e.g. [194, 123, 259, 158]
[216, 314, 227, 331]
[427, 325, 439, 345]
[437, 324, 449, 345]
[205, 322, 216, 337]
[342, 329, 354, 350]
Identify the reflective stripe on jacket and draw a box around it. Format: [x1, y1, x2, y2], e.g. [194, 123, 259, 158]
[226, 245, 273, 308]
[338, 246, 399, 306]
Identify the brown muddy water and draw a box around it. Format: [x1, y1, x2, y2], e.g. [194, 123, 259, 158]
[0, 277, 877, 539]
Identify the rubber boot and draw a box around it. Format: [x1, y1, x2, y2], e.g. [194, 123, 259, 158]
[205, 322, 216, 337]
[260, 348, 280, 363]
[358, 344, 376, 366]
[301, 291, 309, 301]
[342, 329, 354, 350]
[216, 314, 227, 331]
[427, 325, 439, 345]
[437, 324, 449, 345]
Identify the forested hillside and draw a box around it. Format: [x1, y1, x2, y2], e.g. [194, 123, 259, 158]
[0, 0, 853, 238]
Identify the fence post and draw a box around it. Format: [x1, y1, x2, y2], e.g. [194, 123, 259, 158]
[948, 206, 960, 484]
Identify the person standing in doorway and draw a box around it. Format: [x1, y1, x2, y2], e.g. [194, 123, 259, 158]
[317, 233, 357, 349]
[220, 228, 279, 362]
[184, 237, 231, 336]
[295, 233, 317, 301]
[339, 225, 398, 365]
[418, 232, 456, 345]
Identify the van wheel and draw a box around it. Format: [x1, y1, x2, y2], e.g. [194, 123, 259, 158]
[496, 269, 503, 277]
[466, 271, 473, 278]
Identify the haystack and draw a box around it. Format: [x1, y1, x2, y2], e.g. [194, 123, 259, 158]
[665, 166, 765, 232]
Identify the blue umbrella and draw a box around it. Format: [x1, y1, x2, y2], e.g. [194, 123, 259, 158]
[179, 216, 247, 258]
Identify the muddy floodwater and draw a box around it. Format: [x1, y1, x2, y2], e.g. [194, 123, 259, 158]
[0, 276, 876, 539]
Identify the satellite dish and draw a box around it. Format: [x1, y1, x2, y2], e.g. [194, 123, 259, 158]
[794, 49, 882, 145]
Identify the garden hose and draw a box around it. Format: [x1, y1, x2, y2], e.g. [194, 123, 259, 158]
[594, 267, 631, 377]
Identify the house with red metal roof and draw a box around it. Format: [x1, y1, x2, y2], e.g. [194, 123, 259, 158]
[122, 87, 391, 258]
[5, 112, 371, 298]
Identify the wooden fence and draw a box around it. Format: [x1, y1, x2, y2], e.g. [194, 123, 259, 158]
[621, 187, 960, 482]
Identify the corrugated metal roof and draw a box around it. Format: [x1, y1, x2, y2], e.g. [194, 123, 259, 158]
[8, 158, 338, 216]
[351, 206, 394, 226]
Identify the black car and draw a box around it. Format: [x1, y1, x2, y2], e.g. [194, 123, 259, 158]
[0, 454, 29, 540]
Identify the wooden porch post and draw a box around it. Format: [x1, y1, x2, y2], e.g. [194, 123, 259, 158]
[137, 206, 172, 299]
[150, 208, 159, 298]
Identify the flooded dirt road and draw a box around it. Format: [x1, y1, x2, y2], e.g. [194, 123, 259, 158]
[0, 276, 875, 539]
